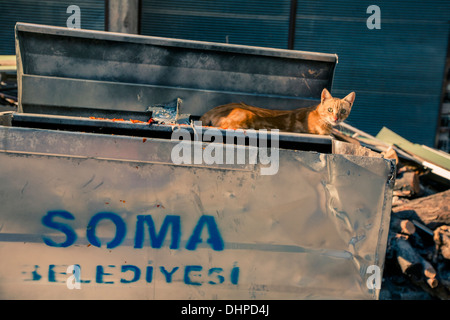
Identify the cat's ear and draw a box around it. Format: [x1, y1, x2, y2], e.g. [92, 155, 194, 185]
[343, 92, 356, 106]
[321, 88, 333, 103]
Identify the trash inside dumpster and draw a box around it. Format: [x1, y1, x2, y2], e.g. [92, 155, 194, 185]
[0, 23, 395, 299]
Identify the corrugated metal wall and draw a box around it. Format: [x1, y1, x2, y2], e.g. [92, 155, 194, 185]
[0, 0, 104, 55]
[140, 0, 291, 49]
[293, 0, 450, 146]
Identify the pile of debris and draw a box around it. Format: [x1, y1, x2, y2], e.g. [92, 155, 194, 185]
[334, 123, 450, 300]
[0, 55, 18, 111]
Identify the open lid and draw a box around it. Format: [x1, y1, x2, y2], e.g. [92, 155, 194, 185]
[15, 22, 337, 118]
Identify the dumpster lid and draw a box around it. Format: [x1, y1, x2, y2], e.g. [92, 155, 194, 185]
[15, 22, 338, 118]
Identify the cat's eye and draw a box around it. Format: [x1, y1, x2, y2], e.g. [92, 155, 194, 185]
[341, 109, 347, 114]
[328, 108, 333, 113]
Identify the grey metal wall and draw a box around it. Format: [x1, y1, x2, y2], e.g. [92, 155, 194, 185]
[0, 0, 104, 55]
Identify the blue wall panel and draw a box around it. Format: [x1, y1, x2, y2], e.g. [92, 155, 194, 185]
[294, 0, 450, 146]
[0, 0, 104, 55]
[140, 0, 291, 49]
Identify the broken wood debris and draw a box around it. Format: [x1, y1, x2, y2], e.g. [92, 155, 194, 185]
[334, 123, 450, 300]
[0, 59, 18, 110]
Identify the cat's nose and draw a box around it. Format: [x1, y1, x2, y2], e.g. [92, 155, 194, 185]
[333, 116, 338, 121]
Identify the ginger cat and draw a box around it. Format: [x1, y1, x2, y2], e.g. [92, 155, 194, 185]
[200, 89, 355, 135]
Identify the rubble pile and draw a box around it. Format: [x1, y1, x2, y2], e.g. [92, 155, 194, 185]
[334, 123, 450, 300]
[0, 55, 17, 110]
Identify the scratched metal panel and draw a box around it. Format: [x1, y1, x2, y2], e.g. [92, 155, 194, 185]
[15, 23, 337, 117]
[0, 125, 393, 299]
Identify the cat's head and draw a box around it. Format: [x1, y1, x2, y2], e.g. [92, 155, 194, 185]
[318, 88, 355, 126]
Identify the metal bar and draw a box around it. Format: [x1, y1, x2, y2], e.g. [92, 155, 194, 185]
[11, 113, 333, 153]
[106, 0, 140, 34]
[412, 220, 434, 236]
[104, 0, 109, 32]
[288, 0, 298, 50]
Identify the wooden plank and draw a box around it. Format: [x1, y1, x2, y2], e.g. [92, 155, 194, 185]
[337, 122, 419, 164]
[0, 55, 16, 72]
[376, 126, 450, 171]
[0, 56, 16, 66]
[392, 189, 450, 229]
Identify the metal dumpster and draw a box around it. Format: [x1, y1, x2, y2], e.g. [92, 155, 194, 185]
[0, 23, 395, 299]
